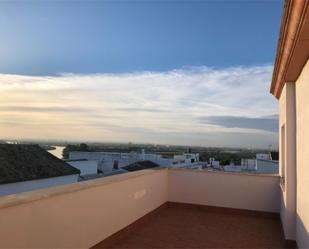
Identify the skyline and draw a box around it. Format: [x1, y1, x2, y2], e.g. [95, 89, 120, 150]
[0, 1, 283, 148]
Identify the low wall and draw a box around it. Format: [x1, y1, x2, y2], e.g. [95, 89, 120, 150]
[0, 168, 281, 248]
[0, 168, 168, 248]
[0, 174, 79, 196]
[168, 168, 280, 213]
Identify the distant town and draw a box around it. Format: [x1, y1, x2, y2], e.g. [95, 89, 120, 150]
[0, 139, 278, 196]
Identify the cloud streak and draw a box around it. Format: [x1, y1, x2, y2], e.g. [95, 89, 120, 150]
[199, 115, 279, 132]
[0, 65, 278, 148]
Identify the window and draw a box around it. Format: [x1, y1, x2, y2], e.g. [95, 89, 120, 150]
[281, 124, 286, 189]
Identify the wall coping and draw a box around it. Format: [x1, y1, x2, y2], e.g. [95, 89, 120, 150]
[0, 168, 167, 210]
[0, 167, 279, 210]
[270, 0, 309, 98]
[169, 167, 280, 178]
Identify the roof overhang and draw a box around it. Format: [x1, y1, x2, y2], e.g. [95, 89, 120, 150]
[270, 0, 309, 99]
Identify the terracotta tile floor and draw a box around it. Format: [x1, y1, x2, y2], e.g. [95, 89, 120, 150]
[93, 203, 291, 249]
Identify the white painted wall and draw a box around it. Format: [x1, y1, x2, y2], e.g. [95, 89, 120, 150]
[0, 174, 79, 196]
[279, 82, 297, 240]
[0, 169, 168, 248]
[295, 59, 309, 248]
[256, 160, 279, 174]
[256, 153, 271, 160]
[168, 169, 280, 213]
[241, 159, 257, 171]
[67, 160, 98, 176]
[0, 168, 283, 248]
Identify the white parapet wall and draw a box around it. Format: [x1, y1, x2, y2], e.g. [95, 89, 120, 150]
[0, 174, 79, 196]
[168, 168, 280, 213]
[0, 168, 281, 248]
[0, 169, 168, 249]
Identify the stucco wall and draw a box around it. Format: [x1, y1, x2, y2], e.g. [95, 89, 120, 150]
[0, 168, 283, 248]
[295, 59, 309, 248]
[0, 169, 168, 248]
[279, 82, 297, 240]
[0, 174, 79, 196]
[168, 169, 280, 213]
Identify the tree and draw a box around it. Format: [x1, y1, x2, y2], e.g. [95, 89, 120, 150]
[220, 159, 230, 166]
[62, 143, 91, 159]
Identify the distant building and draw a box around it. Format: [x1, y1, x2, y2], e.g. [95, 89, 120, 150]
[69, 151, 199, 173]
[208, 158, 220, 169]
[240, 152, 279, 174]
[78, 160, 159, 182]
[122, 160, 160, 172]
[255, 159, 279, 174]
[65, 159, 98, 176]
[0, 144, 80, 196]
[204, 152, 280, 174]
[256, 153, 271, 160]
[224, 165, 242, 172]
[241, 159, 256, 171]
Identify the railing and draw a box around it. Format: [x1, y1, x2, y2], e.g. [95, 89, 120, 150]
[0, 168, 280, 248]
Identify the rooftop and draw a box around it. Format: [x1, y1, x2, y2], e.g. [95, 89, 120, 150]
[0, 144, 80, 184]
[93, 202, 288, 249]
[0, 168, 286, 248]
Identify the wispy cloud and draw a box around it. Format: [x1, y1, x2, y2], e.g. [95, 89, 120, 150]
[198, 115, 279, 132]
[0, 65, 278, 148]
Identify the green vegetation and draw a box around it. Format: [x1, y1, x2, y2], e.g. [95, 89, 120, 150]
[62, 143, 93, 159]
[219, 159, 231, 166]
[199, 149, 258, 165]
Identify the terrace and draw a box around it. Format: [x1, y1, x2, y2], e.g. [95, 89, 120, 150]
[0, 167, 292, 248]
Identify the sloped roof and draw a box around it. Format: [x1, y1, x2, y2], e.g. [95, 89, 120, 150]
[0, 144, 80, 185]
[122, 160, 160, 172]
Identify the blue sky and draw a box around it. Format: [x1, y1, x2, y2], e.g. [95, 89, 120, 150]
[0, 1, 283, 148]
[0, 1, 282, 75]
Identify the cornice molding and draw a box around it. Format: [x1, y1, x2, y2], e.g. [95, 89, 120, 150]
[270, 0, 309, 99]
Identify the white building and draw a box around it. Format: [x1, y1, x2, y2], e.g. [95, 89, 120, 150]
[66, 159, 98, 176]
[223, 164, 242, 172]
[256, 153, 271, 160]
[241, 153, 279, 174]
[69, 151, 199, 173]
[241, 159, 257, 171]
[0, 144, 80, 196]
[208, 158, 220, 169]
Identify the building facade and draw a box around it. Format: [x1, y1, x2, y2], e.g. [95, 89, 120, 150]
[270, 1, 309, 247]
[69, 151, 200, 173]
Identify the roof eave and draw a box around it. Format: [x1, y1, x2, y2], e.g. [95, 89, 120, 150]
[270, 0, 309, 99]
